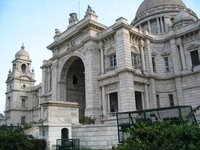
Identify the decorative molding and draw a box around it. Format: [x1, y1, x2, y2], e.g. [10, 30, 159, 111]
[152, 51, 157, 56]
[161, 52, 170, 56]
[186, 44, 200, 50]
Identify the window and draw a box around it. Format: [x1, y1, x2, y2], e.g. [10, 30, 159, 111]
[169, 94, 174, 107]
[152, 57, 156, 72]
[21, 98, 26, 107]
[73, 75, 78, 85]
[156, 94, 160, 108]
[131, 52, 141, 68]
[109, 54, 117, 67]
[21, 64, 26, 72]
[135, 91, 143, 110]
[190, 50, 200, 66]
[164, 57, 169, 72]
[35, 96, 39, 107]
[8, 97, 11, 108]
[109, 92, 118, 114]
[21, 116, 26, 124]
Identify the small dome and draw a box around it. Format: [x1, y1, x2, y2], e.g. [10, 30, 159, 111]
[135, 0, 186, 18]
[15, 44, 30, 60]
[174, 11, 196, 23]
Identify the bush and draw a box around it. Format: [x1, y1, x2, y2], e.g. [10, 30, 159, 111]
[0, 130, 46, 150]
[113, 121, 200, 150]
[0, 130, 33, 150]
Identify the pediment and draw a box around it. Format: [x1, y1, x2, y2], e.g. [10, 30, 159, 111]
[161, 52, 170, 56]
[105, 46, 115, 55]
[187, 43, 200, 50]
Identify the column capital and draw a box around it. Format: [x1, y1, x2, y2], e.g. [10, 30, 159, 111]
[140, 39, 145, 46]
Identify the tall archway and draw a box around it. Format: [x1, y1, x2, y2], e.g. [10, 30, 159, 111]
[60, 56, 85, 119]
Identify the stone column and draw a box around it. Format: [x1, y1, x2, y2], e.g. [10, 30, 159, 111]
[115, 28, 132, 69]
[157, 18, 161, 34]
[51, 60, 59, 100]
[100, 48, 105, 74]
[107, 94, 110, 114]
[101, 86, 107, 116]
[149, 78, 156, 109]
[144, 84, 150, 109]
[41, 66, 47, 95]
[140, 40, 146, 72]
[84, 41, 101, 116]
[170, 39, 180, 75]
[148, 20, 151, 33]
[118, 72, 136, 112]
[162, 17, 166, 32]
[179, 44, 186, 70]
[145, 39, 153, 74]
[160, 17, 164, 33]
[175, 77, 184, 105]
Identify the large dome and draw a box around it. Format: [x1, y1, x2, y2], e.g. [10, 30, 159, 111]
[136, 0, 186, 18]
[15, 44, 30, 60]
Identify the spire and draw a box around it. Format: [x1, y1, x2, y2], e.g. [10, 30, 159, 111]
[21, 43, 25, 50]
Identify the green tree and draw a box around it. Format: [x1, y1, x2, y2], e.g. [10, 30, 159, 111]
[0, 128, 46, 150]
[113, 121, 200, 150]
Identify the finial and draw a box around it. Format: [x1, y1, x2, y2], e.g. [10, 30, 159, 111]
[21, 43, 25, 49]
[86, 5, 96, 15]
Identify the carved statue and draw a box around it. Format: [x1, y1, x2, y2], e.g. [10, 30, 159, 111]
[86, 5, 96, 15]
[68, 13, 78, 24]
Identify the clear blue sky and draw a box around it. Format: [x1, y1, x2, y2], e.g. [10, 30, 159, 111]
[0, 0, 200, 114]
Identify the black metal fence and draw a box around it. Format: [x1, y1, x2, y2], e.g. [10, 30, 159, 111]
[0, 124, 23, 132]
[56, 139, 80, 150]
[117, 106, 197, 143]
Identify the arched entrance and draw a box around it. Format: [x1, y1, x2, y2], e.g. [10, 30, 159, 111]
[60, 56, 85, 119]
[61, 128, 69, 139]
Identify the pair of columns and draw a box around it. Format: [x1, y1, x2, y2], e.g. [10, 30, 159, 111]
[156, 17, 165, 34]
[100, 84, 150, 116]
[147, 17, 166, 34]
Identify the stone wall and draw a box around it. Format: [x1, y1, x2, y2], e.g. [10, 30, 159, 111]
[72, 124, 118, 150]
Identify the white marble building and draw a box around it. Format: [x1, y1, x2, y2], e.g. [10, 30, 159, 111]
[2, 0, 200, 149]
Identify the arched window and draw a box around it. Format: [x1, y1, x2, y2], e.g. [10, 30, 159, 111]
[61, 128, 69, 139]
[73, 75, 77, 85]
[21, 64, 26, 72]
[131, 47, 141, 69]
[105, 47, 117, 70]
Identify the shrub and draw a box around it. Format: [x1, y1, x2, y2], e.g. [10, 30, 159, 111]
[113, 121, 200, 150]
[0, 130, 46, 150]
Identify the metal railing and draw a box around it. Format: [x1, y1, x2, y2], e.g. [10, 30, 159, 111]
[117, 106, 197, 143]
[56, 139, 80, 150]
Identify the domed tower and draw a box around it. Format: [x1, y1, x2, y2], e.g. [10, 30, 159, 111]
[5, 44, 35, 125]
[131, 0, 198, 34]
